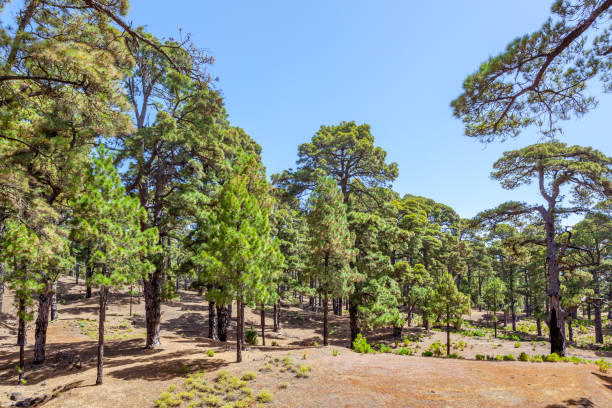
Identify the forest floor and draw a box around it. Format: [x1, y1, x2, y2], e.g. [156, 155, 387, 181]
[1, 277, 612, 407]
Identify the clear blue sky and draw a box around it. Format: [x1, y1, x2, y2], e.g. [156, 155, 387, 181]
[129, 1, 608, 218]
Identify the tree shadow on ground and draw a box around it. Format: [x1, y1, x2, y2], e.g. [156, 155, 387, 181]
[592, 372, 612, 391]
[545, 397, 595, 407]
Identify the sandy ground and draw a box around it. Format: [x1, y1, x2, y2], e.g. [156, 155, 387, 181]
[1, 277, 611, 407]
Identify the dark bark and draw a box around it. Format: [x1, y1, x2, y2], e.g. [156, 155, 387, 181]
[337, 298, 343, 316]
[236, 297, 243, 362]
[323, 291, 329, 346]
[587, 303, 591, 321]
[50, 281, 58, 321]
[227, 304, 232, 329]
[75, 263, 80, 285]
[260, 305, 265, 346]
[17, 298, 26, 384]
[511, 300, 516, 332]
[143, 268, 163, 348]
[86, 264, 92, 298]
[208, 300, 218, 340]
[568, 318, 573, 342]
[0, 262, 4, 312]
[594, 302, 603, 344]
[549, 300, 566, 355]
[446, 306, 451, 357]
[536, 318, 542, 337]
[393, 326, 403, 339]
[96, 286, 108, 385]
[217, 304, 228, 341]
[33, 284, 52, 364]
[239, 301, 245, 349]
[273, 299, 280, 332]
[349, 302, 359, 348]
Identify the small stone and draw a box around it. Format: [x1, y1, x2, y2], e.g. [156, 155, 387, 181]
[10, 392, 21, 401]
[41, 381, 48, 386]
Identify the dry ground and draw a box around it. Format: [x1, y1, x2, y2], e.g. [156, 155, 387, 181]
[1, 277, 611, 407]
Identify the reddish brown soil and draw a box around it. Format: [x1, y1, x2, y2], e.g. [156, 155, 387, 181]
[1, 278, 611, 407]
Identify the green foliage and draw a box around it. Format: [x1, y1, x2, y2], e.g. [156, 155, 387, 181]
[503, 354, 516, 361]
[241, 372, 256, 381]
[519, 352, 530, 362]
[295, 365, 312, 378]
[256, 390, 274, 403]
[352, 334, 375, 354]
[475, 354, 485, 361]
[206, 350, 215, 357]
[245, 329, 258, 346]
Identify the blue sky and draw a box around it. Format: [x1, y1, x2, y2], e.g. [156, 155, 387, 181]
[65, 2, 612, 218]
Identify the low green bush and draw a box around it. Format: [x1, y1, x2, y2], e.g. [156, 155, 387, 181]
[352, 334, 375, 354]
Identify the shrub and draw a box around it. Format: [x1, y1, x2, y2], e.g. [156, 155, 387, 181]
[215, 370, 232, 382]
[352, 334, 375, 354]
[503, 354, 516, 361]
[245, 329, 258, 345]
[256, 389, 274, 403]
[514, 341, 521, 348]
[545, 353, 562, 362]
[421, 350, 434, 357]
[271, 341, 279, 346]
[279, 382, 289, 389]
[206, 350, 215, 357]
[379, 344, 393, 353]
[428, 341, 444, 357]
[518, 352, 529, 362]
[396, 347, 412, 356]
[259, 363, 272, 372]
[530, 355, 543, 363]
[313, 341, 319, 347]
[241, 371, 256, 381]
[447, 353, 460, 359]
[597, 359, 610, 373]
[475, 354, 485, 360]
[332, 349, 339, 356]
[295, 364, 312, 378]
[178, 365, 190, 374]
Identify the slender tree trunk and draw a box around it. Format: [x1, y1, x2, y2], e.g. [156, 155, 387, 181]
[536, 318, 542, 337]
[96, 286, 108, 385]
[86, 264, 92, 298]
[446, 307, 451, 357]
[240, 301, 245, 349]
[217, 304, 228, 341]
[34, 284, 52, 364]
[75, 263, 80, 285]
[323, 291, 329, 346]
[50, 281, 58, 321]
[18, 298, 26, 385]
[260, 305, 265, 346]
[0, 263, 4, 313]
[511, 300, 516, 332]
[494, 314, 497, 338]
[227, 304, 232, 329]
[349, 301, 359, 348]
[337, 298, 342, 316]
[594, 302, 603, 344]
[143, 269, 163, 348]
[273, 299, 280, 332]
[587, 304, 591, 321]
[236, 297, 243, 363]
[208, 300, 218, 340]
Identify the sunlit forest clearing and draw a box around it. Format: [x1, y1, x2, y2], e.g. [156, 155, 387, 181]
[1, 1, 612, 407]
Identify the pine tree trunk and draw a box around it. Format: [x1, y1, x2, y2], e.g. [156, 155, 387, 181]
[594, 302, 603, 344]
[549, 295, 566, 356]
[349, 302, 359, 348]
[536, 318, 542, 337]
[217, 304, 228, 341]
[18, 298, 26, 385]
[446, 307, 451, 357]
[494, 316, 497, 338]
[587, 303, 591, 321]
[227, 304, 232, 329]
[337, 298, 342, 316]
[236, 297, 243, 363]
[50, 281, 58, 321]
[208, 300, 218, 340]
[568, 319, 573, 342]
[511, 300, 516, 332]
[75, 263, 80, 285]
[34, 283, 52, 364]
[240, 301, 245, 349]
[273, 300, 280, 332]
[0, 263, 4, 313]
[143, 269, 163, 348]
[393, 326, 402, 339]
[323, 291, 329, 346]
[260, 305, 266, 346]
[423, 316, 430, 331]
[86, 264, 92, 298]
[96, 286, 108, 385]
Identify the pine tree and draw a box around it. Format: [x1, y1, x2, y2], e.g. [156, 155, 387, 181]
[482, 277, 507, 338]
[200, 154, 283, 362]
[434, 272, 471, 356]
[307, 176, 356, 346]
[71, 147, 157, 385]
